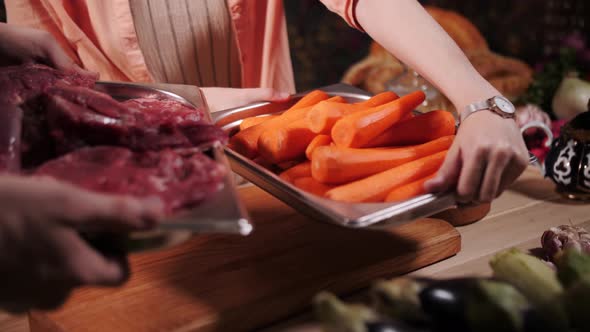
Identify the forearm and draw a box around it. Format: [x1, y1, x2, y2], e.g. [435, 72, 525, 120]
[355, 0, 499, 113]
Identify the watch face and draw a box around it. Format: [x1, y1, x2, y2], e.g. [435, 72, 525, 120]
[493, 96, 515, 114]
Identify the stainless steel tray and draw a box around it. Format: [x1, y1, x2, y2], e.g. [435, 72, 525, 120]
[212, 83, 458, 229]
[94, 82, 252, 237]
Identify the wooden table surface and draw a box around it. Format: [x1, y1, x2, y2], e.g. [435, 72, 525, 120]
[2, 166, 589, 331]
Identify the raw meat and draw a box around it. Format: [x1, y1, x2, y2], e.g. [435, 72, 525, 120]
[0, 105, 23, 172]
[45, 85, 228, 154]
[35, 147, 226, 213]
[0, 63, 95, 105]
[2, 64, 228, 212]
[0, 64, 95, 167]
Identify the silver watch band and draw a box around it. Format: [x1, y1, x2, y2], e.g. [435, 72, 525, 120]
[460, 99, 490, 123]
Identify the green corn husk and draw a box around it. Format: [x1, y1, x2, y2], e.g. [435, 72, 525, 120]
[370, 277, 430, 323]
[490, 248, 563, 305]
[314, 292, 377, 332]
[555, 248, 590, 287]
[466, 279, 530, 332]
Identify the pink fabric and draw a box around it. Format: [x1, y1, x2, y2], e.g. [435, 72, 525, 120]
[6, 0, 360, 93]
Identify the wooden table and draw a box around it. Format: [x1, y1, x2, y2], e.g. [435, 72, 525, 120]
[1, 166, 588, 332]
[260, 166, 590, 332]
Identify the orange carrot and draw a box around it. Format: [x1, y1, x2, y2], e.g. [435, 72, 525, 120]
[331, 91, 425, 148]
[230, 95, 340, 158]
[307, 92, 399, 134]
[258, 118, 317, 163]
[360, 91, 400, 107]
[293, 177, 335, 196]
[384, 173, 437, 202]
[276, 160, 301, 170]
[365, 110, 456, 147]
[402, 112, 415, 120]
[289, 90, 330, 111]
[239, 115, 278, 131]
[305, 135, 331, 160]
[325, 150, 448, 203]
[312, 135, 454, 184]
[279, 161, 312, 183]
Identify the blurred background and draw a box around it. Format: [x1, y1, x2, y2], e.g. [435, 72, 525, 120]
[2, 1, 588, 120]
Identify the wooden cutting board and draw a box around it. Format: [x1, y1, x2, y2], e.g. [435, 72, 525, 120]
[29, 185, 460, 332]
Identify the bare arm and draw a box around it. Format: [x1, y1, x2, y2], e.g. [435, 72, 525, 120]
[355, 0, 498, 112]
[354, 0, 529, 202]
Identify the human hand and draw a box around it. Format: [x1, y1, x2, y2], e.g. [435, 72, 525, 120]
[0, 23, 96, 78]
[0, 175, 162, 312]
[425, 110, 529, 203]
[201, 87, 291, 113]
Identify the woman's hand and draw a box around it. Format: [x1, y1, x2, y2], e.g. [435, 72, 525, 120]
[0, 23, 95, 77]
[0, 175, 162, 312]
[425, 111, 529, 203]
[202, 87, 291, 113]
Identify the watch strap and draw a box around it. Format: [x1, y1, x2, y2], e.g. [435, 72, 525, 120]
[460, 99, 491, 123]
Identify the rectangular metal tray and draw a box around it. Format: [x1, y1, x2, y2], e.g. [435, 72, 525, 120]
[94, 82, 252, 236]
[212, 83, 458, 229]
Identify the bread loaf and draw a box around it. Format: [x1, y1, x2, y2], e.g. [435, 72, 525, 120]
[342, 6, 532, 100]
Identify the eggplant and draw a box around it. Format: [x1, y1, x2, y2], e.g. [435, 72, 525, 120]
[313, 292, 423, 332]
[417, 278, 538, 332]
[417, 278, 477, 331]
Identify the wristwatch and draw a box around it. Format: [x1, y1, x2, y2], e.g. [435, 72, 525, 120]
[461, 96, 516, 123]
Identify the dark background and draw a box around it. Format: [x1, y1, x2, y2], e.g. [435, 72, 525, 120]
[286, 0, 589, 90]
[2, 0, 588, 91]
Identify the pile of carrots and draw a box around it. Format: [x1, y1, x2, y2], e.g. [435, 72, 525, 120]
[228, 90, 456, 203]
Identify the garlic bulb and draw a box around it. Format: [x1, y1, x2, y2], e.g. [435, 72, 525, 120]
[541, 225, 590, 260]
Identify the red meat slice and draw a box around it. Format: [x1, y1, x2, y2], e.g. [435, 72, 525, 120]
[0, 64, 96, 167]
[0, 63, 95, 105]
[45, 85, 228, 154]
[35, 147, 226, 214]
[0, 105, 23, 172]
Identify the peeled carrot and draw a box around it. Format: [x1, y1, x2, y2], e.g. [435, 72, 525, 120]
[307, 91, 399, 134]
[384, 173, 437, 202]
[279, 161, 312, 183]
[325, 150, 448, 203]
[276, 160, 301, 170]
[305, 135, 331, 160]
[239, 115, 278, 131]
[293, 177, 336, 196]
[365, 110, 456, 147]
[258, 118, 317, 163]
[230, 94, 341, 158]
[289, 90, 330, 111]
[360, 91, 400, 107]
[307, 101, 358, 134]
[402, 112, 415, 120]
[312, 135, 454, 184]
[331, 91, 425, 148]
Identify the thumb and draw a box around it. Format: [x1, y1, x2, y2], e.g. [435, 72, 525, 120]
[43, 42, 98, 79]
[424, 145, 462, 193]
[59, 186, 164, 232]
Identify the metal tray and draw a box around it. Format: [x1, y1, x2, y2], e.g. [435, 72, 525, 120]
[94, 82, 252, 239]
[212, 83, 458, 229]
